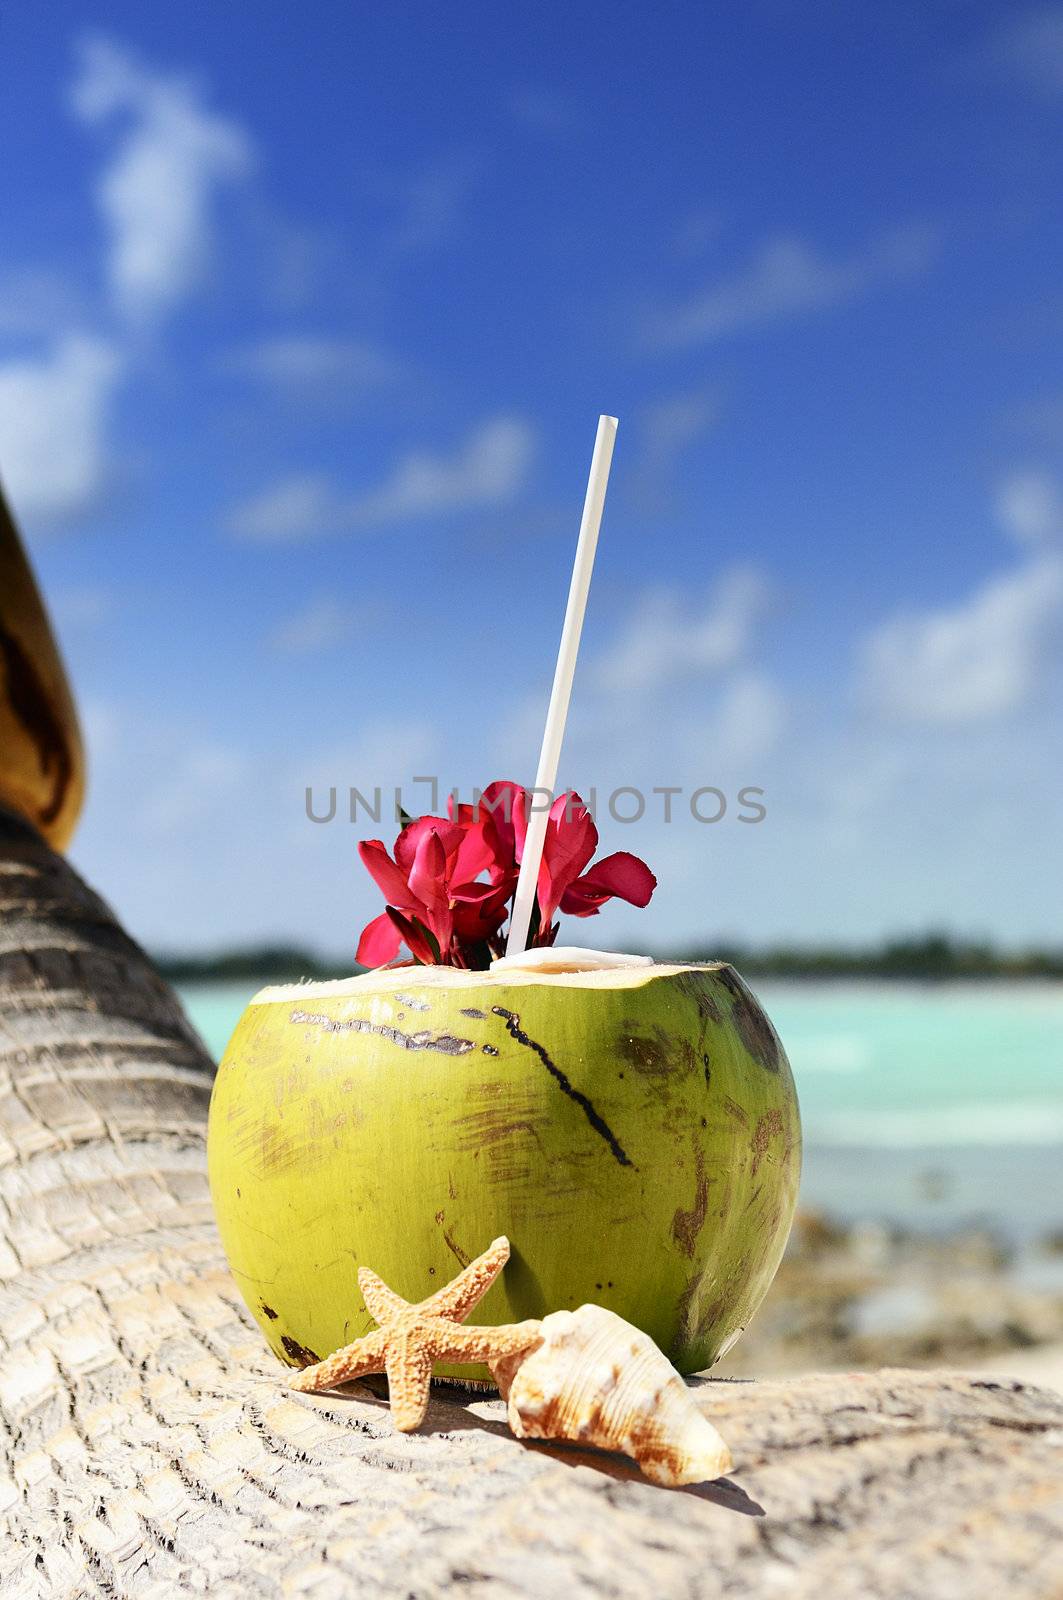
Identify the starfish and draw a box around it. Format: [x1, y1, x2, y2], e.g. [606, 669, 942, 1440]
[289, 1235, 543, 1431]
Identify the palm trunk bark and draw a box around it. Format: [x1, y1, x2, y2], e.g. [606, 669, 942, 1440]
[1, 804, 1061, 1599]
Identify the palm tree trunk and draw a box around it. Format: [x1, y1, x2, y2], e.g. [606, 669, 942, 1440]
[1, 804, 1060, 1599]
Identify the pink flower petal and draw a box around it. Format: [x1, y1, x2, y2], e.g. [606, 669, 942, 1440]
[408, 828, 451, 912]
[357, 840, 418, 911]
[450, 879, 509, 904]
[422, 905, 454, 957]
[452, 818, 497, 884]
[356, 912, 403, 967]
[560, 851, 657, 915]
[394, 816, 464, 872]
[537, 792, 598, 922]
[385, 907, 442, 964]
[510, 785, 529, 862]
[452, 880, 512, 940]
[477, 780, 524, 867]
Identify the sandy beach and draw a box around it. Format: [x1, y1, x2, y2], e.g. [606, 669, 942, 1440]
[710, 1209, 1063, 1388]
[715, 1208, 1063, 1391]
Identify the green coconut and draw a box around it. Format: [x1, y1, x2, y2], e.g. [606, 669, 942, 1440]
[207, 954, 800, 1380]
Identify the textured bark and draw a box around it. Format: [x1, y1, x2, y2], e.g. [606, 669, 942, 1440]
[1, 806, 1061, 1600]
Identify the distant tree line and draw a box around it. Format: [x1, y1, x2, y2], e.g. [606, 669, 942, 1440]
[156, 944, 349, 983]
[685, 933, 1063, 980]
[156, 932, 1063, 983]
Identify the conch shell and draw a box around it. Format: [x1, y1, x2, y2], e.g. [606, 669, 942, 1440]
[494, 1303, 732, 1488]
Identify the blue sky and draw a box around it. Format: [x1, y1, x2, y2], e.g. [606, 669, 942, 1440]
[2, 1, 1062, 956]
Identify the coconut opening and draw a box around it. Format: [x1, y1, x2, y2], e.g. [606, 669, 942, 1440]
[490, 946, 654, 975]
[254, 949, 711, 1004]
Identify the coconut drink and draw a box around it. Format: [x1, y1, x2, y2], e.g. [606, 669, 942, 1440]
[208, 417, 800, 1391]
[208, 787, 801, 1380]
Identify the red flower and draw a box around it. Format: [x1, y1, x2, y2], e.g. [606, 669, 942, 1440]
[355, 780, 656, 969]
[510, 789, 657, 928]
[355, 810, 512, 967]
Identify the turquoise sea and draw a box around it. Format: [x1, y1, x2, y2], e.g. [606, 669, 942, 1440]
[181, 979, 1063, 1243]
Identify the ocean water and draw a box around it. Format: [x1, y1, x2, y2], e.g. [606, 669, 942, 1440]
[181, 978, 1063, 1241]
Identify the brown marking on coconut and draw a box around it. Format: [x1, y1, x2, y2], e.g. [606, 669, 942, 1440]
[720, 1095, 750, 1128]
[451, 1093, 548, 1144]
[617, 1029, 670, 1077]
[750, 1108, 784, 1178]
[307, 1096, 363, 1146]
[280, 1335, 320, 1367]
[433, 1210, 472, 1269]
[272, 1061, 308, 1113]
[674, 968, 723, 1025]
[716, 966, 783, 1073]
[670, 1270, 726, 1362]
[449, 1096, 550, 1186]
[779, 1105, 800, 1170]
[444, 1232, 471, 1266]
[237, 1113, 302, 1179]
[671, 1142, 710, 1258]
[672, 1264, 705, 1354]
[695, 1295, 727, 1345]
[491, 1006, 635, 1169]
[617, 1024, 697, 1079]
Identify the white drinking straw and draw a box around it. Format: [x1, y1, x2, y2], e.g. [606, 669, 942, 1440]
[505, 414, 618, 956]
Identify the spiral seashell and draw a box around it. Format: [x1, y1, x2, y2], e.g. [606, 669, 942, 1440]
[498, 1303, 732, 1487]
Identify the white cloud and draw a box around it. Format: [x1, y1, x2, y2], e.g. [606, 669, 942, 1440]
[0, 335, 122, 523]
[270, 598, 359, 655]
[0, 41, 252, 531]
[297, 720, 442, 795]
[703, 672, 784, 765]
[229, 417, 536, 542]
[640, 391, 719, 474]
[0, 270, 90, 337]
[861, 553, 1063, 724]
[390, 155, 480, 253]
[355, 416, 534, 521]
[648, 224, 939, 348]
[995, 469, 1063, 547]
[229, 473, 339, 541]
[70, 35, 252, 323]
[70, 693, 450, 950]
[141, 744, 248, 836]
[630, 393, 721, 516]
[989, 7, 1063, 97]
[595, 566, 772, 694]
[225, 336, 401, 397]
